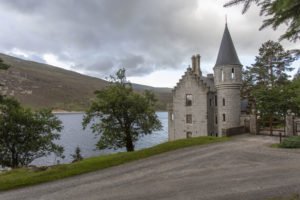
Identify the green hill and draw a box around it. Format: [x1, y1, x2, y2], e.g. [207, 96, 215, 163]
[0, 53, 172, 111]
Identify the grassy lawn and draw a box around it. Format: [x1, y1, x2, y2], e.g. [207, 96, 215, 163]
[0, 136, 228, 191]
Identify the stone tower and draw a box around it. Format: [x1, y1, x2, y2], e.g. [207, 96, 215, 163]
[213, 23, 242, 136]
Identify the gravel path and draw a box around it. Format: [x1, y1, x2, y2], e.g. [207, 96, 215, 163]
[1, 134, 300, 200]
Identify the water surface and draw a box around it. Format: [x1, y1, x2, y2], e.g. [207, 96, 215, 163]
[32, 112, 168, 166]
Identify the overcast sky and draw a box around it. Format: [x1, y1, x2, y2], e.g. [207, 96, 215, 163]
[0, 0, 298, 87]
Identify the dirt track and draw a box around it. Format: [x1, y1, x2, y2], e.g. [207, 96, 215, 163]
[1, 134, 300, 200]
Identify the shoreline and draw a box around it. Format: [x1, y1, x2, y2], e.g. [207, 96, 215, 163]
[51, 110, 84, 114]
[52, 110, 167, 114]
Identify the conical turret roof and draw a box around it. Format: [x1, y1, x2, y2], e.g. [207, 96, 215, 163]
[215, 24, 241, 67]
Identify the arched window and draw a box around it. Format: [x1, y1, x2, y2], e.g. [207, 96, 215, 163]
[231, 68, 235, 79]
[223, 114, 226, 122]
[223, 98, 225, 106]
[171, 113, 174, 121]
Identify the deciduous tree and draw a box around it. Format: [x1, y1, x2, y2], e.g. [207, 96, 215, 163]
[83, 69, 162, 152]
[0, 97, 64, 168]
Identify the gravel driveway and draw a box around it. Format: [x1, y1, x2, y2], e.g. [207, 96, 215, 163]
[1, 134, 300, 200]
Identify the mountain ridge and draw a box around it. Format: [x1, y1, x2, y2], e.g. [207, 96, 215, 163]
[0, 53, 172, 111]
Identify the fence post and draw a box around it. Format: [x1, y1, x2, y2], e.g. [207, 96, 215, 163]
[250, 109, 257, 135]
[279, 132, 282, 144]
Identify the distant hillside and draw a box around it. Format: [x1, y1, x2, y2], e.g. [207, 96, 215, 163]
[0, 53, 172, 111]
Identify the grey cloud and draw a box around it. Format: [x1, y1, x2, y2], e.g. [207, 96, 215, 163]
[0, 0, 292, 79]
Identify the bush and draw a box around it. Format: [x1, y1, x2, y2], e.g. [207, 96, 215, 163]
[71, 146, 83, 163]
[280, 136, 300, 148]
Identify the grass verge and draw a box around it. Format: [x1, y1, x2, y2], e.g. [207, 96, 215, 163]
[0, 136, 228, 191]
[279, 136, 300, 148]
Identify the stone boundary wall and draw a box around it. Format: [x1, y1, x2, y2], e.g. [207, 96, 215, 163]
[222, 126, 245, 137]
[286, 110, 300, 136]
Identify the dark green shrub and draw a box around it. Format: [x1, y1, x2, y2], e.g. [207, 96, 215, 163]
[280, 136, 300, 148]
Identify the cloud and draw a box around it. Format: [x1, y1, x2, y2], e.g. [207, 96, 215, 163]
[0, 0, 297, 80]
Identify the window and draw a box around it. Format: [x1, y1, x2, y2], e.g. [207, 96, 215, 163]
[186, 94, 192, 106]
[223, 98, 225, 106]
[231, 68, 235, 79]
[170, 113, 174, 121]
[221, 69, 224, 81]
[215, 95, 217, 106]
[215, 116, 218, 124]
[186, 132, 192, 138]
[186, 114, 192, 124]
[223, 114, 226, 122]
[209, 98, 212, 107]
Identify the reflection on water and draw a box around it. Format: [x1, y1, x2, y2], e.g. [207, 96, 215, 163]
[32, 112, 168, 166]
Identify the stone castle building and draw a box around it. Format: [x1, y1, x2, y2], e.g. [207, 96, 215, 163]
[168, 24, 244, 140]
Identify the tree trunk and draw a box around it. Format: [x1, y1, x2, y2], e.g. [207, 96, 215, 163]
[269, 115, 273, 136]
[125, 128, 134, 152]
[11, 150, 18, 168]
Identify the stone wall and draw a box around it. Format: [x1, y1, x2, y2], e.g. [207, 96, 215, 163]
[240, 114, 250, 133]
[286, 110, 300, 136]
[216, 88, 241, 136]
[222, 126, 245, 137]
[214, 64, 242, 136]
[168, 68, 210, 141]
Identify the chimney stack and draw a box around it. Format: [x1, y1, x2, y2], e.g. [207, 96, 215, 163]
[191, 54, 201, 76]
[191, 55, 196, 73]
[196, 54, 202, 77]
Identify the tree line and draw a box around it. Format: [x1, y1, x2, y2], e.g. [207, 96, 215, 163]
[242, 40, 299, 134]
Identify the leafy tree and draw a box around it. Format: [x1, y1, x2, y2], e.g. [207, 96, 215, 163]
[291, 77, 300, 110]
[224, 0, 300, 42]
[243, 41, 297, 134]
[254, 83, 298, 133]
[0, 97, 64, 168]
[83, 68, 162, 152]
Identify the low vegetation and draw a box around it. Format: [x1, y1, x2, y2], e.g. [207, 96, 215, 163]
[279, 136, 300, 148]
[0, 136, 228, 191]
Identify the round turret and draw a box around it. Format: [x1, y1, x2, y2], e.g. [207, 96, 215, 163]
[214, 24, 242, 136]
